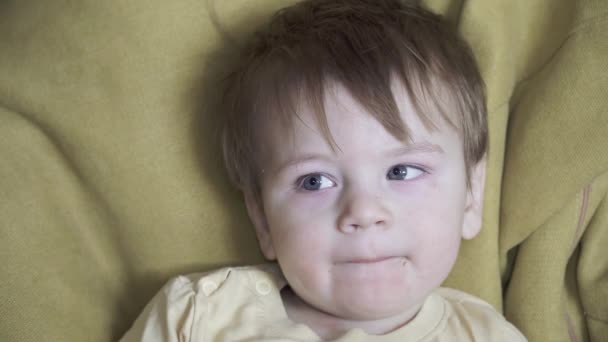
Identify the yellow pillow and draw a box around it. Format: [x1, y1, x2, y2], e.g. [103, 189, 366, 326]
[1, 1, 606, 341]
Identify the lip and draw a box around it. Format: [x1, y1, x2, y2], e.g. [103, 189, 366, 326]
[343, 256, 402, 264]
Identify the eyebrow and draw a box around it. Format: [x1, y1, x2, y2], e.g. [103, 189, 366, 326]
[271, 154, 331, 175]
[385, 142, 445, 156]
[271, 141, 444, 175]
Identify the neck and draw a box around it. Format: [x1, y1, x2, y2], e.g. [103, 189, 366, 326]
[281, 287, 421, 340]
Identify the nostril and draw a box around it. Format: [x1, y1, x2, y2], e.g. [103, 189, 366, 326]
[342, 225, 357, 233]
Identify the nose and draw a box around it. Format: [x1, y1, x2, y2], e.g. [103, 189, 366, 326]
[337, 189, 392, 233]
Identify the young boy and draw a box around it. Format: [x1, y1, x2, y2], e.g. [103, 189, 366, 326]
[122, 0, 526, 340]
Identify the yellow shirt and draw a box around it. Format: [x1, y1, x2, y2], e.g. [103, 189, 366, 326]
[121, 264, 526, 341]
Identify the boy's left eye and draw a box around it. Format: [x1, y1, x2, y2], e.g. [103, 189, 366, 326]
[387, 164, 425, 181]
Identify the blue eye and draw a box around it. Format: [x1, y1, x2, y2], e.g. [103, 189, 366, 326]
[387, 164, 425, 181]
[298, 174, 336, 191]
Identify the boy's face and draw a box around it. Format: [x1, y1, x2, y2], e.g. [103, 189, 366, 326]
[245, 81, 485, 321]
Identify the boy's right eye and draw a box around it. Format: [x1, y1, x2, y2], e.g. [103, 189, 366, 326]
[297, 174, 336, 191]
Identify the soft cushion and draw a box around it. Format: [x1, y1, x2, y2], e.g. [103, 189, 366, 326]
[1, 0, 606, 341]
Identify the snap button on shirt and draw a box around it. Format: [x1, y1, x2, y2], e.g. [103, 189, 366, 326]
[255, 280, 271, 295]
[202, 281, 218, 296]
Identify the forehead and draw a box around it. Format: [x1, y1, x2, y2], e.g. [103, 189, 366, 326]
[258, 81, 461, 165]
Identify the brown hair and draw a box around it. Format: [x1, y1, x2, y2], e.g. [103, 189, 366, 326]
[221, 0, 487, 197]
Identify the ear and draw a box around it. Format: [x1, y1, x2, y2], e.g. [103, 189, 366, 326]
[243, 191, 276, 260]
[461, 158, 487, 240]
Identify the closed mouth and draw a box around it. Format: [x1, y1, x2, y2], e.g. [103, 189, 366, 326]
[344, 256, 402, 264]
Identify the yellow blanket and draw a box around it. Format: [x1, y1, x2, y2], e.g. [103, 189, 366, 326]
[1, 0, 606, 341]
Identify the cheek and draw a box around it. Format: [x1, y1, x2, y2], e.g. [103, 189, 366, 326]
[408, 209, 463, 284]
[418, 230, 461, 285]
[264, 194, 337, 288]
[394, 181, 466, 228]
[394, 180, 465, 278]
[268, 212, 332, 295]
[267, 188, 337, 231]
[265, 198, 333, 260]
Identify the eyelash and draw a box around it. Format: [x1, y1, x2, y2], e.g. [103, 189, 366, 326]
[388, 164, 428, 180]
[295, 173, 335, 191]
[294, 164, 429, 191]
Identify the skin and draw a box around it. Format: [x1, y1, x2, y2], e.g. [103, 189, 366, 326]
[244, 80, 486, 339]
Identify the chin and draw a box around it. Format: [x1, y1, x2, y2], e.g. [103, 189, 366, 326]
[329, 278, 418, 318]
[337, 293, 419, 321]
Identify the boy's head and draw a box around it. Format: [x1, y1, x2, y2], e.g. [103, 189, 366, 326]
[221, 0, 487, 322]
